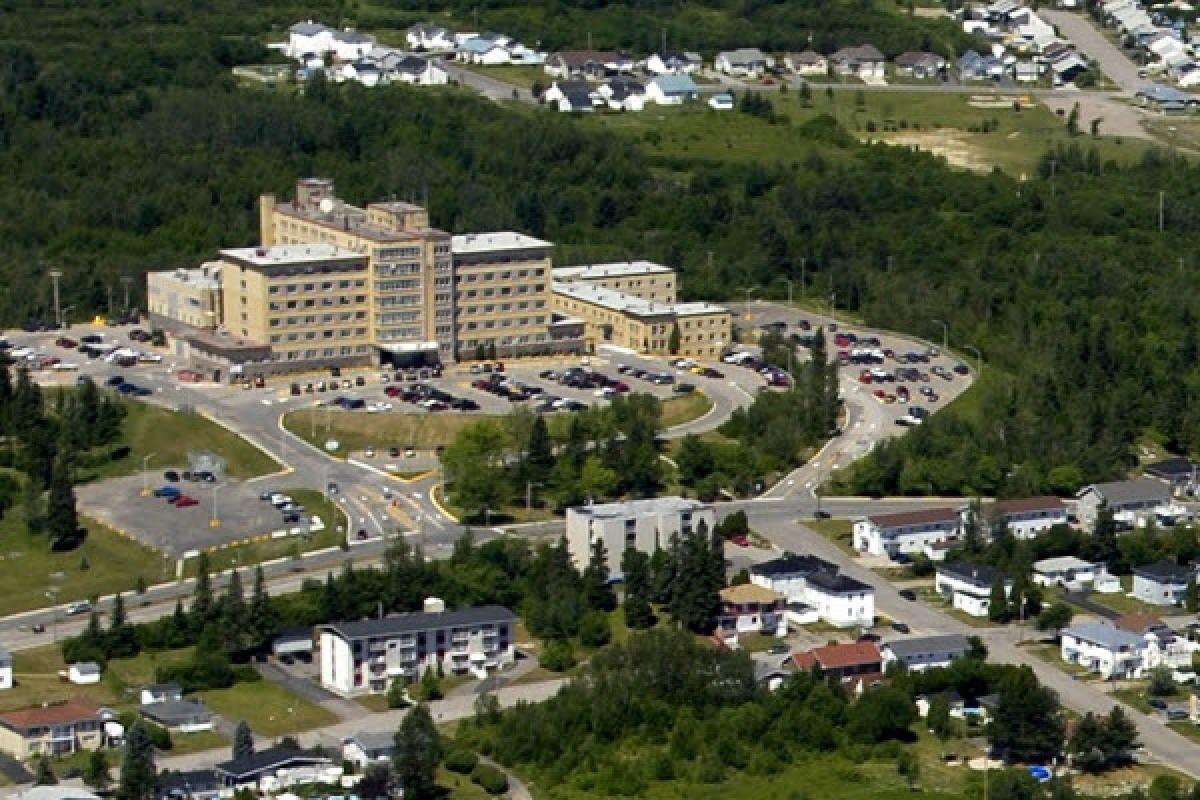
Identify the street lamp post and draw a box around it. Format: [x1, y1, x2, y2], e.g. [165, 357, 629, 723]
[784, 279, 793, 306]
[44, 590, 59, 641]
[932, 319, 948, 352]
[210, 484, 222, 528]
[964, 345, 983, 376]
[525, 481, 544, 512]
[61, 306, 74, 329]
[141, 453, 157, 497]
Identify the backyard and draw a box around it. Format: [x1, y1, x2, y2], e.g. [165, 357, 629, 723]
[198, 681, 337, 737]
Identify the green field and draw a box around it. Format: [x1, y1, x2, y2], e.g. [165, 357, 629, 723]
[0, 511, 165, 618]
[199, 680, 336, 736]
[83, 402, 280, 482]
[805, 517, 855, 554]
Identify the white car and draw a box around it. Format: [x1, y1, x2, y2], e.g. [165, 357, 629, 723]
[138, 353, 163, 363]
[594, 387, 615, 398]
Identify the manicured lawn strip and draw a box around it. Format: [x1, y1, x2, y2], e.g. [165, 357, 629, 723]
[199, 681, 336, 737]
[804, 518, 855, 555]
[660, 391, 714, 429]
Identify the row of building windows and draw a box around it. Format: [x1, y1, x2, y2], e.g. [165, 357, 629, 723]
[269, 328, 367, 342]
[268, 312, 366, 326]
[460, 301, 545, 315]
[457, 284, 542, 300]
[459, 315, 546, 332]
[375, 263, 422, 276]
[375, 311, 421, 324]
[269, 297, 368, 311]
[267, 280, 366, 294]
[375, 247, 422, 260]
[279, 344, 370, 360]
[376, 293, 420, 306]
[456, 268, 545, 283]
[377, 328, 423, 340]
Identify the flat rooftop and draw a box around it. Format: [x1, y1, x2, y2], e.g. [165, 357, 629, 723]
[551, 261, 674, 280]
[273, 199, 446, 243]
[451, 231, 553, 254]
[150, 264, 221, 290]
[220, 244, 365, 267]
[553, 281, 675, 317]
[567, 496, 709, 519]
[673, 301, 729, 316]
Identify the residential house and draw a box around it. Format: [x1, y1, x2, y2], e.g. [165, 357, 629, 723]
[0, 646, 10, 691]
[958, 49, 1005, 80]
[708, 92, 735, 111]
[1145, 457, 1200, 495]
[390, 56, 448, 86]
[597, 76, 646, 111]
[923, 539, 958, 563]
[753, 661, 791, 692]
[7, 789, 103, 800]
[1061, 622, 1147, 679]
[1032, 556, 1118, 592]
[804, 571, 875, 628]
[406, 23, 455, 51]
[1132, 561, 1195, 606]
[272, 627, 314, 660]
[935, 561, 1012, 617]
[543, 79, 597, 112]
[852, 508, 960, 559]
[987, 496, 1068, 539]
[643, 52, 702, 75]
[457, 37, 511, 65]
[645, 74, 699, 105]
[1136, 83, 1196, 112]
[342, 731, 395, 768]
[139, 700, 214, 733]
[286, 21, 333, 60]
[139, 683, 183, 706]
[793, 641, 884, 692]
[716, 584, 787, 645]
[0, 702, 105, 759]
[68, 662, 101, 685]
[893, 51, 946, 79]
[1014, 60, 1040, 82]
[784, 50, 829, 76]
[338, 61, 381, 87]
[749, 552, 838, 601]
[1114, 613, 1170, 635]
[1076, 478, 1174, 529]
[1051, 53, 1090, 82]
[214, 746, 337, 791]
[565, 497, 714, 578]
[714, 48, 772, 77]
[830, 44, 886, 80]
[156, 768, 221, 800]
[881, 634, 971, 672]
[319, 601, 516, 694]
[544, 50, 630, 79]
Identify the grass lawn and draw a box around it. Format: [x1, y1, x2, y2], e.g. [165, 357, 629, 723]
[804, 518, 855, 555]
[166, 729, 230, 755]
[188, 488, 347, 574]
[355, 693, 394, 712]
[459, 63, 542, 90]
[103, 647, 196, 691]
[0, 511, 164, 618]
[660, 391, 714, 429]
[5, 646, 122, 712]
[82, 402, 279, 482]
[199, 680, 336, 737]
[1083, 577, 1163, 616]
[437, 765, 496, 799]
[1110, 686, 1190, 715]
[737, 632, 788, 653]
[1028, 643, 1097, 679]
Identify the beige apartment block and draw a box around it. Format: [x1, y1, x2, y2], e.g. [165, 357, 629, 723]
[218, 245, 372, 369]
[551, 261, 677, 303]
[451, 232, 556, 358]
[0, 702, 105, 760]
[147, 264, 222, 332]
[551, 281, 730, 359]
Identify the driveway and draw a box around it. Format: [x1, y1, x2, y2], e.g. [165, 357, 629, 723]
[1040, 10, 1143, 93]
[257, 660, 363, 720]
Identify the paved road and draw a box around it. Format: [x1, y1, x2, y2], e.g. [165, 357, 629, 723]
[744, 511, 1200, 779]
[1041, 10, 1143, 93]
[445, 64, 534, 104]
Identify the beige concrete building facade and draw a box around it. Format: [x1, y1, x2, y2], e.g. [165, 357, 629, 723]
[551, 261, 676, 302]
[451, 232, 555, 357]
[147, 264, 222, 332]
[0, 702, 105, 760]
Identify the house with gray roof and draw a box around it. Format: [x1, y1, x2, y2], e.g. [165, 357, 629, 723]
[1135, 83, 1197, 113]
[1132, 561, 1196, 606]
[1061, 622, 1147, 679]
[881, 634, 971, 672]
[935, 561, 1012, 618]
[830, 44, 886, 79]
[714, 48, 773, 77]
[406, 23, 455, 51]
[894, 51, 946, 79]
[645, 73, 699, 105]
[139, 700, 214, 733]
[1076, 478, 1174, 530]
[342, 731, 396, 767]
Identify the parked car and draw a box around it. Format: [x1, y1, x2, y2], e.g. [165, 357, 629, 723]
[898, 589, 917, 601]
[154, 486, 181, 499]
[730, 534, 750, 547]
[163, 470, 180, 482]
[891, 622, 911, 634]
[65, 601, 92, 616]
[673, 383, 696, 394]
[171, 495, 198, 507]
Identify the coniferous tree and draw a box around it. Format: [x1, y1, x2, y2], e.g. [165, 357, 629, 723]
[525, 415, 554, 485]
[110, 592, 127, 630]
[249, 565, 276, 641]
[118, 721, 157, 800]
[83, 748, 109, 788]
[223, 568, 246, 648]
[583, 538, 617, 612]
[33, 756, 57, 785]
[232, 720, 254, 760]
[44, 447, 78, 550]
[988, 579, 1011, 623]
[621, 549, 656, 629]
[393, 704, 442, 800]
[192, 552, 213, 619]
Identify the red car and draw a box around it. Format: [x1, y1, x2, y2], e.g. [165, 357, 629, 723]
[172, 495, 198, 508]
[873, 389, 886, 399]
[613, 381, 630, 393]
[731, 534, 750, 547]
[859, 370, 873, 384]
[384, 386, 402, 398]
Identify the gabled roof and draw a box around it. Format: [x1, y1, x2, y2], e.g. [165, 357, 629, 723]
[793, 641, 881, 670]
[883, 633, 971, 660]
[216, 746, 331, 780]
[321, 605, 515, 641]
[650, 74, 698, 94]
[788, 49, 827, 65]
[139, 700, 212, 725]
[1114, 612, 1168, 633]
[344, 731, 396, 752]
[805, 571, 873, 595]
[1132, 560, 1193, 584]
[750, 553, 837, 578]
[866, 507, 959, 528]
[717, 48, 769, 63]
[1145, 457, 1199, 479]
[1079, 478, 1171, 505]
[992, 496, 1066, 515]
[290, 21, 330, 36]
[460, 37, 505, 54]
[938, 560, 1009, 588]
[895, 51, 945, 67]
[552, 50, 621, 68]
[831, 44, 886, 63]
[1063, 622, 1146, 651]
[0, 702, 101, 730]
[1033, 556, 1098, 574]
[720, 583, 781, 604]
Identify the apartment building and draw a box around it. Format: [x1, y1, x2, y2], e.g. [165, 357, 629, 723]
[217, 245, 373, 370]
[0, 702, 105, 760]
[852, 508, 961, 559]
[565, 496, 715, 578]
[318, 600, 516, 695]
[451, 232, 558, 357]
[147, 264, 222, 333]
[551, 281, 730, 359]
[551, 261, 677, 302]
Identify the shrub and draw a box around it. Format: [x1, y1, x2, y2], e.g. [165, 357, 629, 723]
[540, 639, 577, 672]
[445, 749, 478, 774]
[579, 611, 611, 648]
[470, 763, 508, 795]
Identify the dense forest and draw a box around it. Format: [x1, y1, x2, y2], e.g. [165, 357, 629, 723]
[3, 0, 1200, 492]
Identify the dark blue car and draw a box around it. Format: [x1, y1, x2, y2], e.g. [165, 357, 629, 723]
[154, 486, 181, 499]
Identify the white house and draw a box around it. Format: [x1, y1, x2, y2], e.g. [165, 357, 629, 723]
[853, 508, 961, 559]
[0, 646, 10, 691]
[643, 52, 702, 75]
[830, 44, 886, 80]
[1032, 556, 1119, 592]
[338, 61, 381, 87]
[287, 21, 334, 60]
[342, 731, 395, 768]
[596, 76, 646, 111]
[406, 23, 455, 51]
[1132, 561, 1196, 606]
[707, 92, 734, 111]
[138, 683, 183, 706]
[749, 553, 836, 601]
[1076, 478, 1173, 530]
[1061, 622, 1147, 679]
[714, 48, 772, 77]
[644, 74, 699, 105]
[986, 496, 1069, 539]
[565, 496, 714, 578]
[457, 37, 511, 65]
[67, 662, 101, 685]
[319, 600, 516, 695]
[881, 633, 971, 672]
[391, 56, 448, 86]
[784, 50, 828, 75]
[330, 30, 375, 63]
[804, 571, 875, 628]
[138, 700, 214, 733]
[935, 561, 1011, 617]
[716, 584, 787, 646]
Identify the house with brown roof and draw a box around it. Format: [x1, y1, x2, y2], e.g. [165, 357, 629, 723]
[716, 584, 786, 645]
[830, 44, 886, 80]
[1114, 613, 1169, 636]
[853, 508, 960, 559]
[543, 50, 632, 79]
[893, 51, 946, 78]
[783, 50, 828, 76]
[0, 702, 105, 759]
[985, 496, 1068, 539]
[793, 641, 884, 692]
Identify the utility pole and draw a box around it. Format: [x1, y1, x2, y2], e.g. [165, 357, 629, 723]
[785, 278, 793, 306]
[106, 285, 114, 320]
[932, 319, 948, 351]
[120, 276, 132, 311]
[1159, 190, 1165, 233]
[800, 257, 807, 298]
[49, 270, 63, 330]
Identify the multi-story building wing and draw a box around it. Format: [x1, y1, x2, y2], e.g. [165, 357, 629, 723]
[318, 602, 516, 695]
[551, 261, 677, 302]
[451, 232, 554, 358]
[565, 496, 715, 578]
